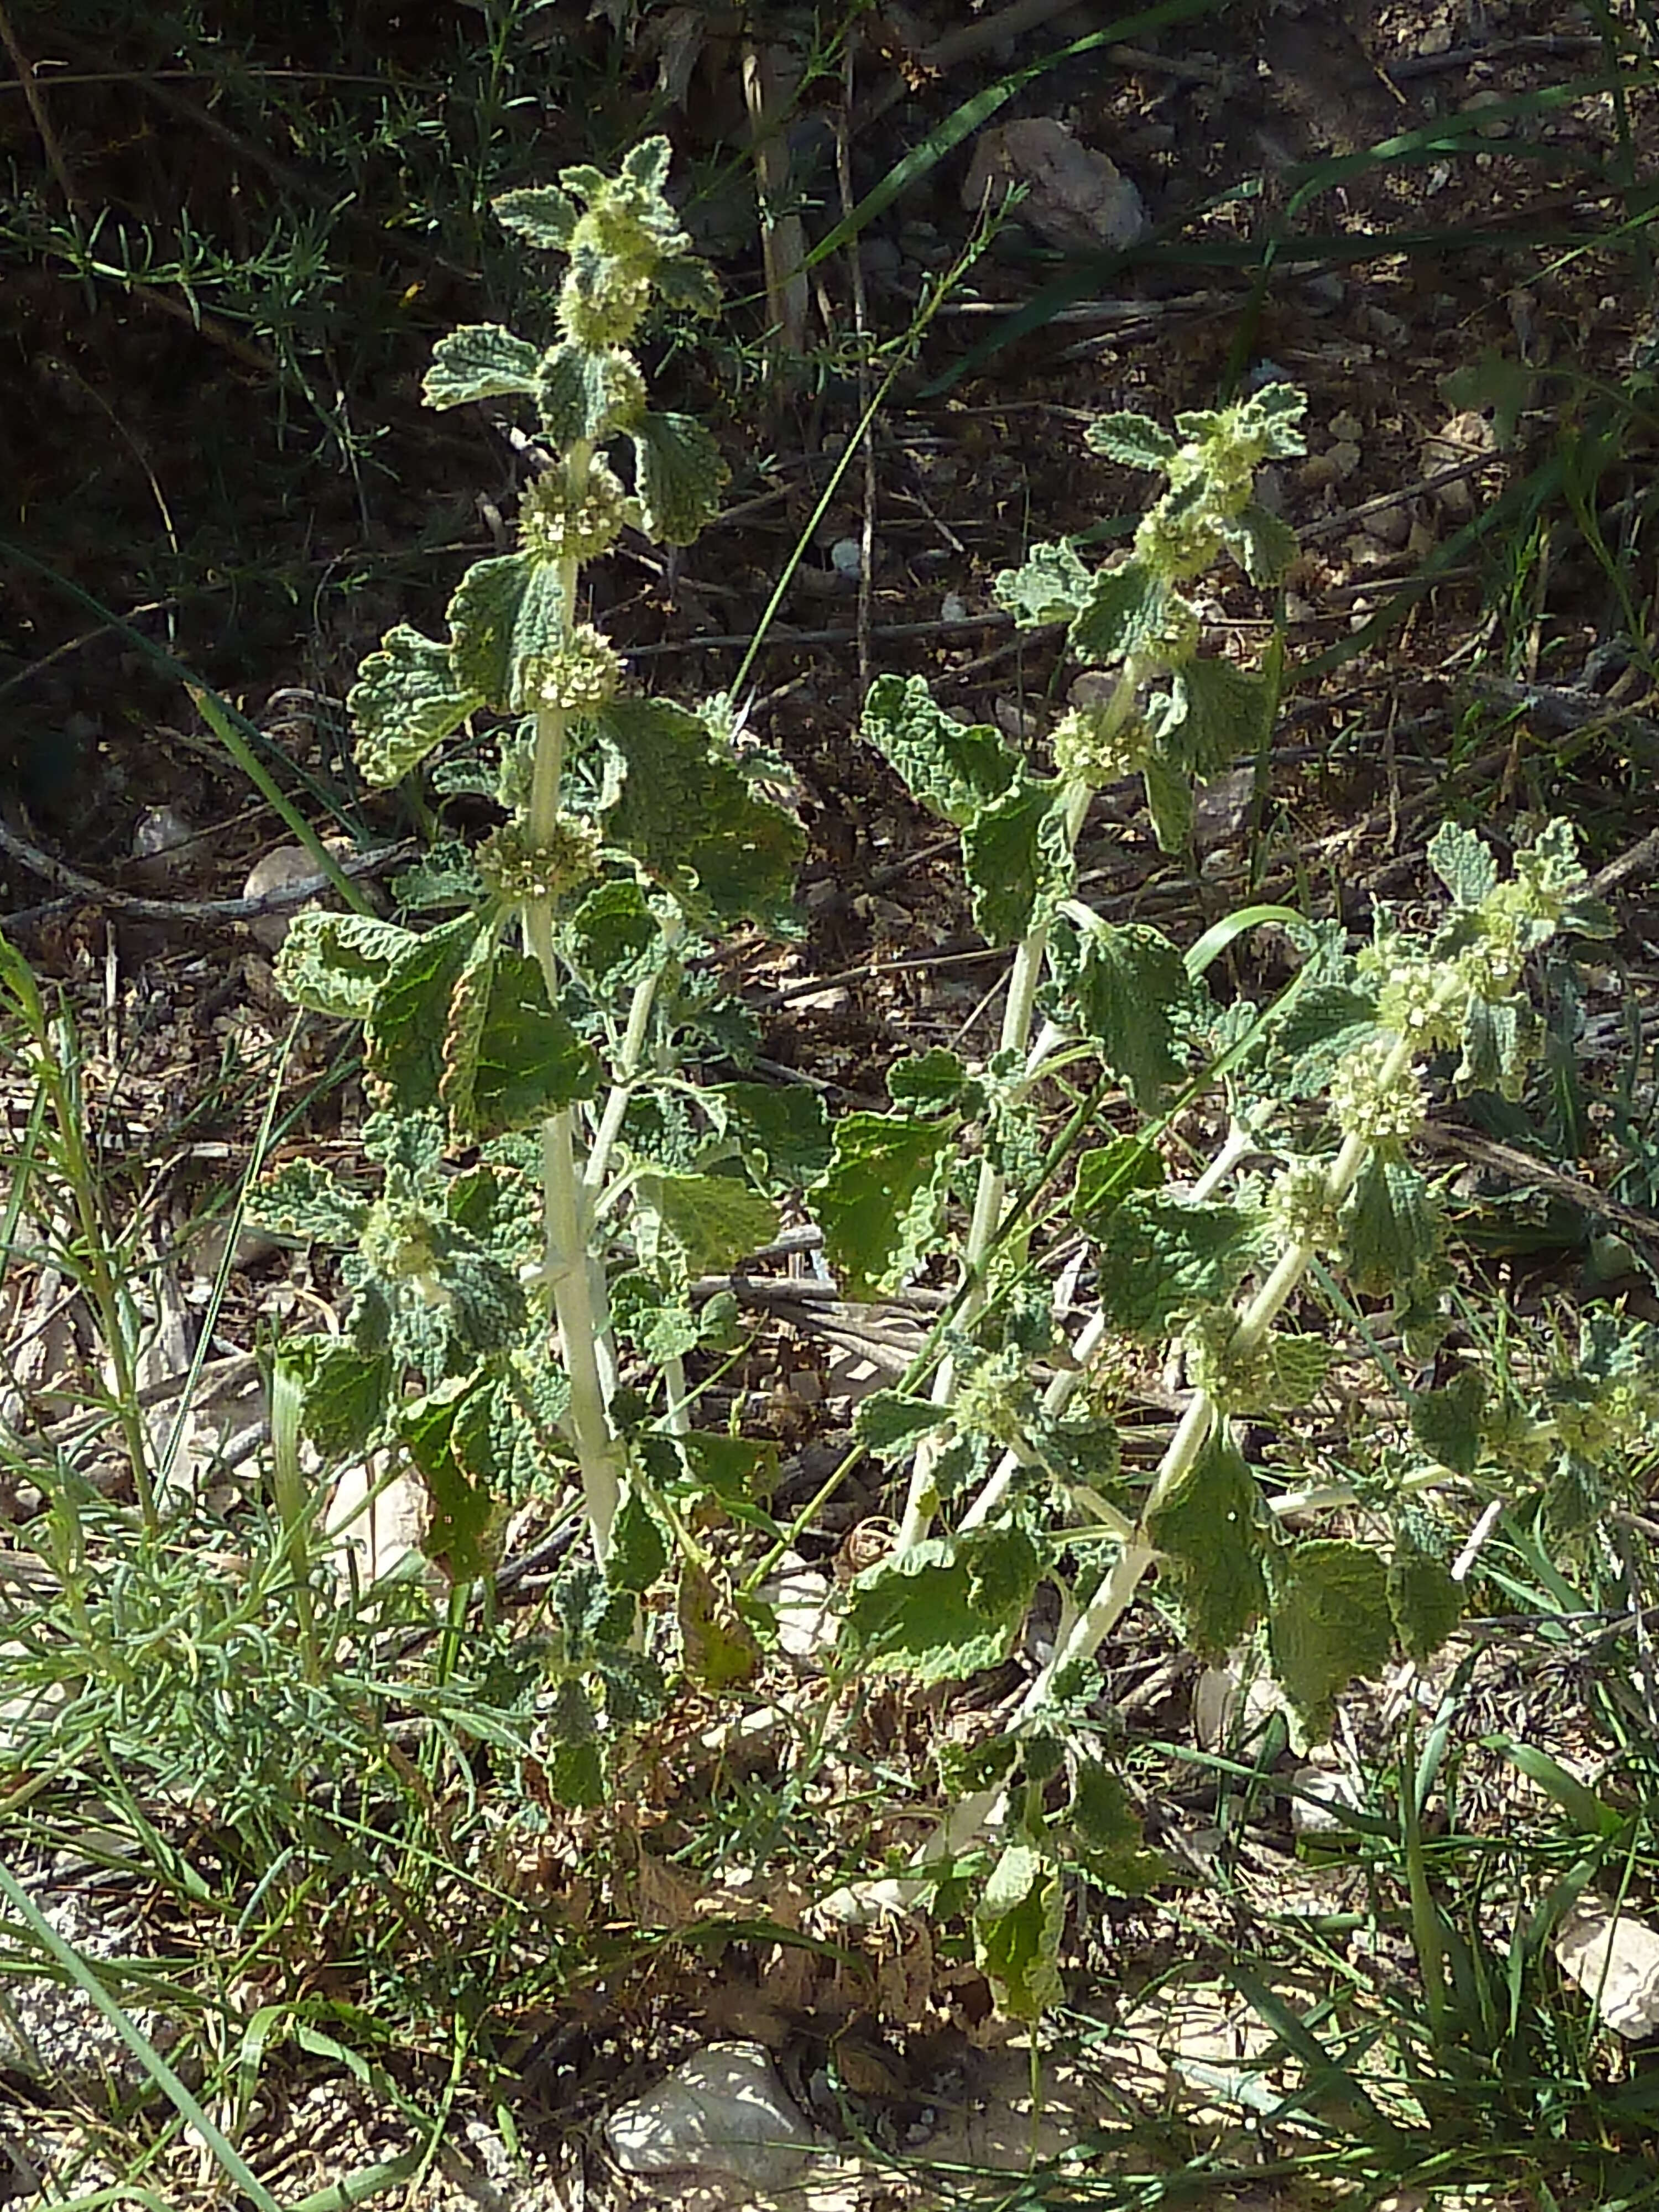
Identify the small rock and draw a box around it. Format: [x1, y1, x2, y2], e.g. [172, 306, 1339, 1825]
[129, 805, 197, 888]
[1556, 1897, 1659, 2038]
[758, 1558, 838, 1668]
[994, 695, 1044, 743]
[829, 536, 863, 580]
[1298, 272, 1345, 315]
[1192, 1660, 1282, 1751]
[0, 1891, 184, 2094]
[241, 842, 345, 952]
[1421, 409, 1496, 516]
[604, 2042, 820, 2187]
[1291, 1763, 1364, 1839]
[1193, 765, 1254, 847]
[962, 117, 1146, 254]
[1327, 440, 1361, 482]
[1462, 89, 1511, 138]
[941, 591, 969, 623]
[1360, 499, 1412, 549]
[1328, 409, 1363, 445]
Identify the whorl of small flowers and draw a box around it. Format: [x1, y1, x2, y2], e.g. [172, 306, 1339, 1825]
[1457, 892, 1529, 1003]
[1329, 1036, 1426, 1146]
[531, 624, 623, 714]
[951, 1357, 1032, 1452]
[479, 816, 603, 905]
[1052, 703, 1150, 789]
[1265, 1159, 1343, 1254]
[520, 459, 632, 564]
[361, 1198, 446, 1301]
[560, 255, 653, 350]
[1367, 949, 1459, 1050]
[1182, 1308, 1267, 1415]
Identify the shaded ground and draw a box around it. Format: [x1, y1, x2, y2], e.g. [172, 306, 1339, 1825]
[4, 0, 1659, 2203]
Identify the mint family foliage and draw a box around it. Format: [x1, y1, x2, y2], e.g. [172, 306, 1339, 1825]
[253, 140, 1651, 1999]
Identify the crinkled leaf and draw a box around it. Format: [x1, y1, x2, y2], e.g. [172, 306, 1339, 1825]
[565, 879, 661, 994]
[678, 1431, 779, 1510]
[1343, 1155, 1444, 1300]
[491, 182, 579, 249]
[1409, 1368, 1486, 1478]
[422, 324, 543, 409]
[1147, 1428, 1267, 1657]
[815, 1110, 954, 1299]
[290, 1338, 393, 1458]
[1068, 558, 1167, 666]
[993, 539, 1094, 628]
[1068, 1760, 1164, 1893]
[843, 1516, 1043, 1682]
[400, 1384, 501, 1584]
[443, 941, 601, 1141]
[446, 552, 567, 713]
[611, 1270, 703, 1363]
[1272, 984, 1381, 1099]
[654, 252, 722, 315]
[860, 672, 1020, 827]
[1157, 656, 1273, 778]
[1086, 410, 1180, 469]
[628, 411, 728, 544]
[678, 1558, 760, 1689]
[962, 776, 1073, 946]
[974, 1848, 1063, 2022]
[886, 1048, 976, 1115]
[364, 915, 479, 1114]
[350, 625, 482, 786]
[1223, 501, 1300, 585]
[609, 1486, 669, 1595]
[1269, 1539, 1392, 1738]
[536, 341, 643, 443]
[394, 840, 484, 912]
[601, 695, 802, 926]
[635, 1170, 779, 1276]
[1455, 993, 1535, 1101]
[1141, 745, 1193, 854]
[1096, 1192, 1257, 1342]
[251, 1159, 367, 1245]
[1388, 1530, 1462, 1663]
[1256, 1332, 1332, 1408]
[709, 1081, 831, 1192]
[854, 1389, 951, 1463]
[274, 909, 416, 1020]
[1071, 1138, 1164, 1230]
[1428, 820, 1499, 910]
[1067, 921, 1191, 1109]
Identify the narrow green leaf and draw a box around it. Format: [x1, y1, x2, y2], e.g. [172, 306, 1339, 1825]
[1269, 1539, 1392, 1738]
[815, 1110, 954, 1299]
[860, 672, 1020, 827]
[1147, 1428, 1267, 1657]
[422, 324, 544, 409]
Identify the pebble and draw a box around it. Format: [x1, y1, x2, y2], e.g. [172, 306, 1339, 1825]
[604, 2043, 820, 2188]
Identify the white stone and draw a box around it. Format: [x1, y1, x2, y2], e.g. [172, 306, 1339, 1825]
[1556, 1897, 1659, 2038]
[604, 2042, 818, 2187]
[1290, 1763, 1363, 1839]
[962, 118, 1146, 254]
[758, 1559, 837, 1667]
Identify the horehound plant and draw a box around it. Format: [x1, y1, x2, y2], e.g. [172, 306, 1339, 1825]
[805, 400, 1653, 2006]
[253, 142, 814, 1773]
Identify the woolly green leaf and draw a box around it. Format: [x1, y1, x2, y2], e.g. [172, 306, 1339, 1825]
[1272, 984, 1381, 1099]
[422, 324, 544, 409]
[609, 1486, 669, 1596]
[1454, 993, 1535, 1101]
[1068, 559, 1167, 666]
[1067, 921, 1191, 1109]
[364, 914, 479, 1114]
[273, 909, 417, 1020]
[815, 1110, 954, 1298]
[1068, 1760, 1164, 1892]
[974, 1849, 1063, 2022]
[457, 1354, 569, 1501]
[1269, 1539, 1392, 1738]
[1387, 1531, 1462, 1663]
[536, 341, 645, 443]
[1141, 745, 1193, 854]
[1428, 820, 1498, 910]
[1071, 1138, 1164, 1230]
[993, 539, 1094, 628]
[843, 1517, 1042, 1682]
[628, 411, 729, 544]
[654, 253, 722, 315]
[601, 695, 802, 926]
[445, 943, 601, 1141]
[1157, 656, 1273, 778]
[400, 1383, 501, 1584]
[709, 1082, 831, 1193]
[349, 626, 482, 786]
[289, 1338, 393, 1458]
[446, 552, 567, 714]
[1085, 411, 1180, 469]
[886, 1048, 976, 1114]
[1256, 1332, 1332, 1409]
[962, 777, 1073, 946]
[1095, 1193, 1257, 1342]
[860, 673, 1021, 827]
[1342, 1155, 1444, 1299]
[1223, 501, 1300, 585]
[679, 1432, 779, 1509]
[1408, 1368, 1486, 1478]
[635, 1170, 779, 1276]
[251, 1160, 367, 1245]
[491, 183, 579, 250]
[565, 879, 661, 994]
[854, 1389, 951, 1463]
[678, 1559, 760, 1689]
[611, 1270, 703, 1362]
[1147, 1428, 1267, 1658]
